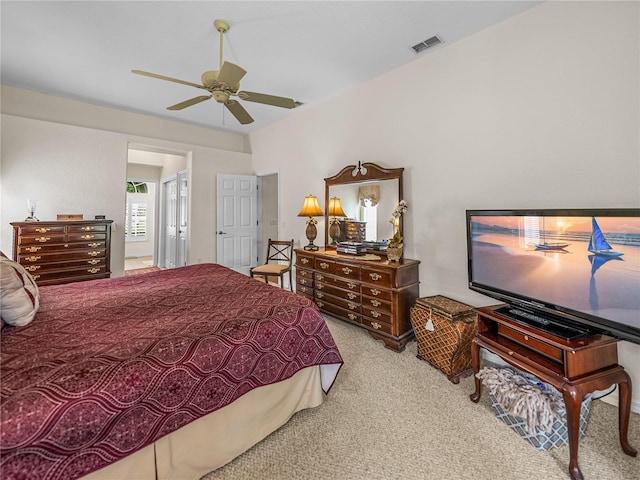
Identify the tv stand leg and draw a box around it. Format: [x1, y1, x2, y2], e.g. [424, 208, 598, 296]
[618, 371, 638, 457]
[469, 337, 481, 403]
[562, 385, 583, 480]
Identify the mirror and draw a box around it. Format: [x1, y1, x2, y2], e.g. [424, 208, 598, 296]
[324, 162, 404, 250]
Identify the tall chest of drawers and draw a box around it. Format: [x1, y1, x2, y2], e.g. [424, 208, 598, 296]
[295, 248, 420, 352]
[11, 220, 113, 286]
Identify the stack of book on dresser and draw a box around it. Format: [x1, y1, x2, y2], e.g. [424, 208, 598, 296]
[336, 242, 367, 255]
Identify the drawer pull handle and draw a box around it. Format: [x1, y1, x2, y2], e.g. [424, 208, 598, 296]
[348, 313, 357, 321]
[35, 237, 51, 243]
[371, 322, 382, 330]
[87, 268, 100, 274]
[319, 262, 330, 270]
[32, 274, 41, 280]
[348, 303, 357, 310]
[88, 259, 101, 265]
[370, 289, 381, 296]
[317, 292, 324, 299]
[87, 251, 101, 257]
[87, 242, 100, 248]
[369, 273, 382, 281]
[82, 226, 95, 231]
[300, 279, 307, 285]
[25, 256, 41, 262]
[35, 227, 50, 233]
[524, 335, 529, 341]
[316, 274, 323, 281]
[347, 293, 357, 300]
[25, 265, 41, 272]
[347, 282, 357, 290]
[371, 300, 381, 307]
[299, 287, 307, 293]
[317, 284, 324, 290]
[370, 311, 381, 318]
[25, 246, 41, 253]
[300, 270, 308, 276]
[342, 267, 352, 275]
[300, 257, 309, 264]
[508, 350, 514, 356]
[316, 301, 325, 308]
[81, 234, 95, 240]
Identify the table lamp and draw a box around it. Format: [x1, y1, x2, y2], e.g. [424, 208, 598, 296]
[327, 197, 346, 245]
[297, 195, 324, 251]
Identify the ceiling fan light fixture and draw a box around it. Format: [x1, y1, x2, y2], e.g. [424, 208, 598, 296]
[212, 91, 230, 103]
[201, 70, 219, 87]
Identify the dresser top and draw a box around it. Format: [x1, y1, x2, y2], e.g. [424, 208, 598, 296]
[11, 219, 113, 226]
[295, 247, 419, 269]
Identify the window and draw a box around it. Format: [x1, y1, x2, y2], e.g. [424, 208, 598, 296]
[125, 186, 148, 242]
[127, 181, 148, 193]
[361, 199, 378, 241]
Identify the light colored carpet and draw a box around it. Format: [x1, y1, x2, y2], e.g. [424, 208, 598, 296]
[203, 316, 640, 480]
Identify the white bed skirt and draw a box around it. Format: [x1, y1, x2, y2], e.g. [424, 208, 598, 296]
[82, 365, 324, 480]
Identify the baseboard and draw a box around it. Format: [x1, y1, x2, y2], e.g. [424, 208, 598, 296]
[598, 389, 640, 414]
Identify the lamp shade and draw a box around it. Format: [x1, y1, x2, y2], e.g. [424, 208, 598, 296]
[327, 197, 346, 217]
[297, 195, 324, 217]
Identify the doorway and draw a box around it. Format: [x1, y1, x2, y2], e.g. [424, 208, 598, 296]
[124, 179, 157, 272]
[257, 173, 279, 263]
[126, 145, 189, 272]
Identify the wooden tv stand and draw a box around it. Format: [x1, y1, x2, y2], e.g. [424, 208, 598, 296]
[470, 305, 637, 480]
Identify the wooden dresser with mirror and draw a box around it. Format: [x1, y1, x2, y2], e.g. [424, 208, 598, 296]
[295, 162, 420, 352]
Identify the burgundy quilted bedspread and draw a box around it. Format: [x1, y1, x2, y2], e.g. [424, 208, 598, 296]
[1, 264, 342, 480]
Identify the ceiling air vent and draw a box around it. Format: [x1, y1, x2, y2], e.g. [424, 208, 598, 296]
[411, 35, 443, 54]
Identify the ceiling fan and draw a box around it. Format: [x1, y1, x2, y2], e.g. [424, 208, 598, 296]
[132, 19, 297, 125]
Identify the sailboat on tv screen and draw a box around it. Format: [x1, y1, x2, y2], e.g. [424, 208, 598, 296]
[588, 217, 624, 257]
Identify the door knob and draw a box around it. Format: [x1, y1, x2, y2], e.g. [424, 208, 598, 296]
[217, 231, 227, 235]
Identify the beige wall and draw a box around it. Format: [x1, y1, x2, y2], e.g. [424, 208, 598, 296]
[1, 87, 252, 276]
[250, 1, 640, 409]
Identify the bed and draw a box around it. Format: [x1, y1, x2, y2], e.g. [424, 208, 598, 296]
[0, 262, 343, 480]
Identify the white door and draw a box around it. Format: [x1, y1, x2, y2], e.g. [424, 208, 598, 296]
[161, 170, 189, 269]
[216, 174, 258, 275]
[177, 171, 188, 267]
[163, 178, 178, 268]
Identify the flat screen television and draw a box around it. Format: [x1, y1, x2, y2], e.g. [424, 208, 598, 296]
[466, 209, 640, 344]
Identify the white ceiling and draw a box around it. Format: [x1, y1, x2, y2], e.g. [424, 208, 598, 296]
[1, 1, 542, 135]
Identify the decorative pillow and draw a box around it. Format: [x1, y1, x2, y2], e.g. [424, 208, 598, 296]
[0, 257, 40, 327]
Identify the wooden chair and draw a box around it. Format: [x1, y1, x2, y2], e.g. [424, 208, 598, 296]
[250, 239, 294, 291]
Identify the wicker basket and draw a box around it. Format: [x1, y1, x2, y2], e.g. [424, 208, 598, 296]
[485, 364, 593, 450]
[410, 295, 477, 384]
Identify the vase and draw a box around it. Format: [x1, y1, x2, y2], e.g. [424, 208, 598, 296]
[387, 245, 403, 263]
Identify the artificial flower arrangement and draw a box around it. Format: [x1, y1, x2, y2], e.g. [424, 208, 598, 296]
[388, 200, 408, 248]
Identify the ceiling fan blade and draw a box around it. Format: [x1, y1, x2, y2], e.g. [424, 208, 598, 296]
[238, 91, 296, 109]
[217, 62, 247, 87]
[167, 95, 212, 111]
[225, 100, 254, 125]
[132, 70, 206, 90]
